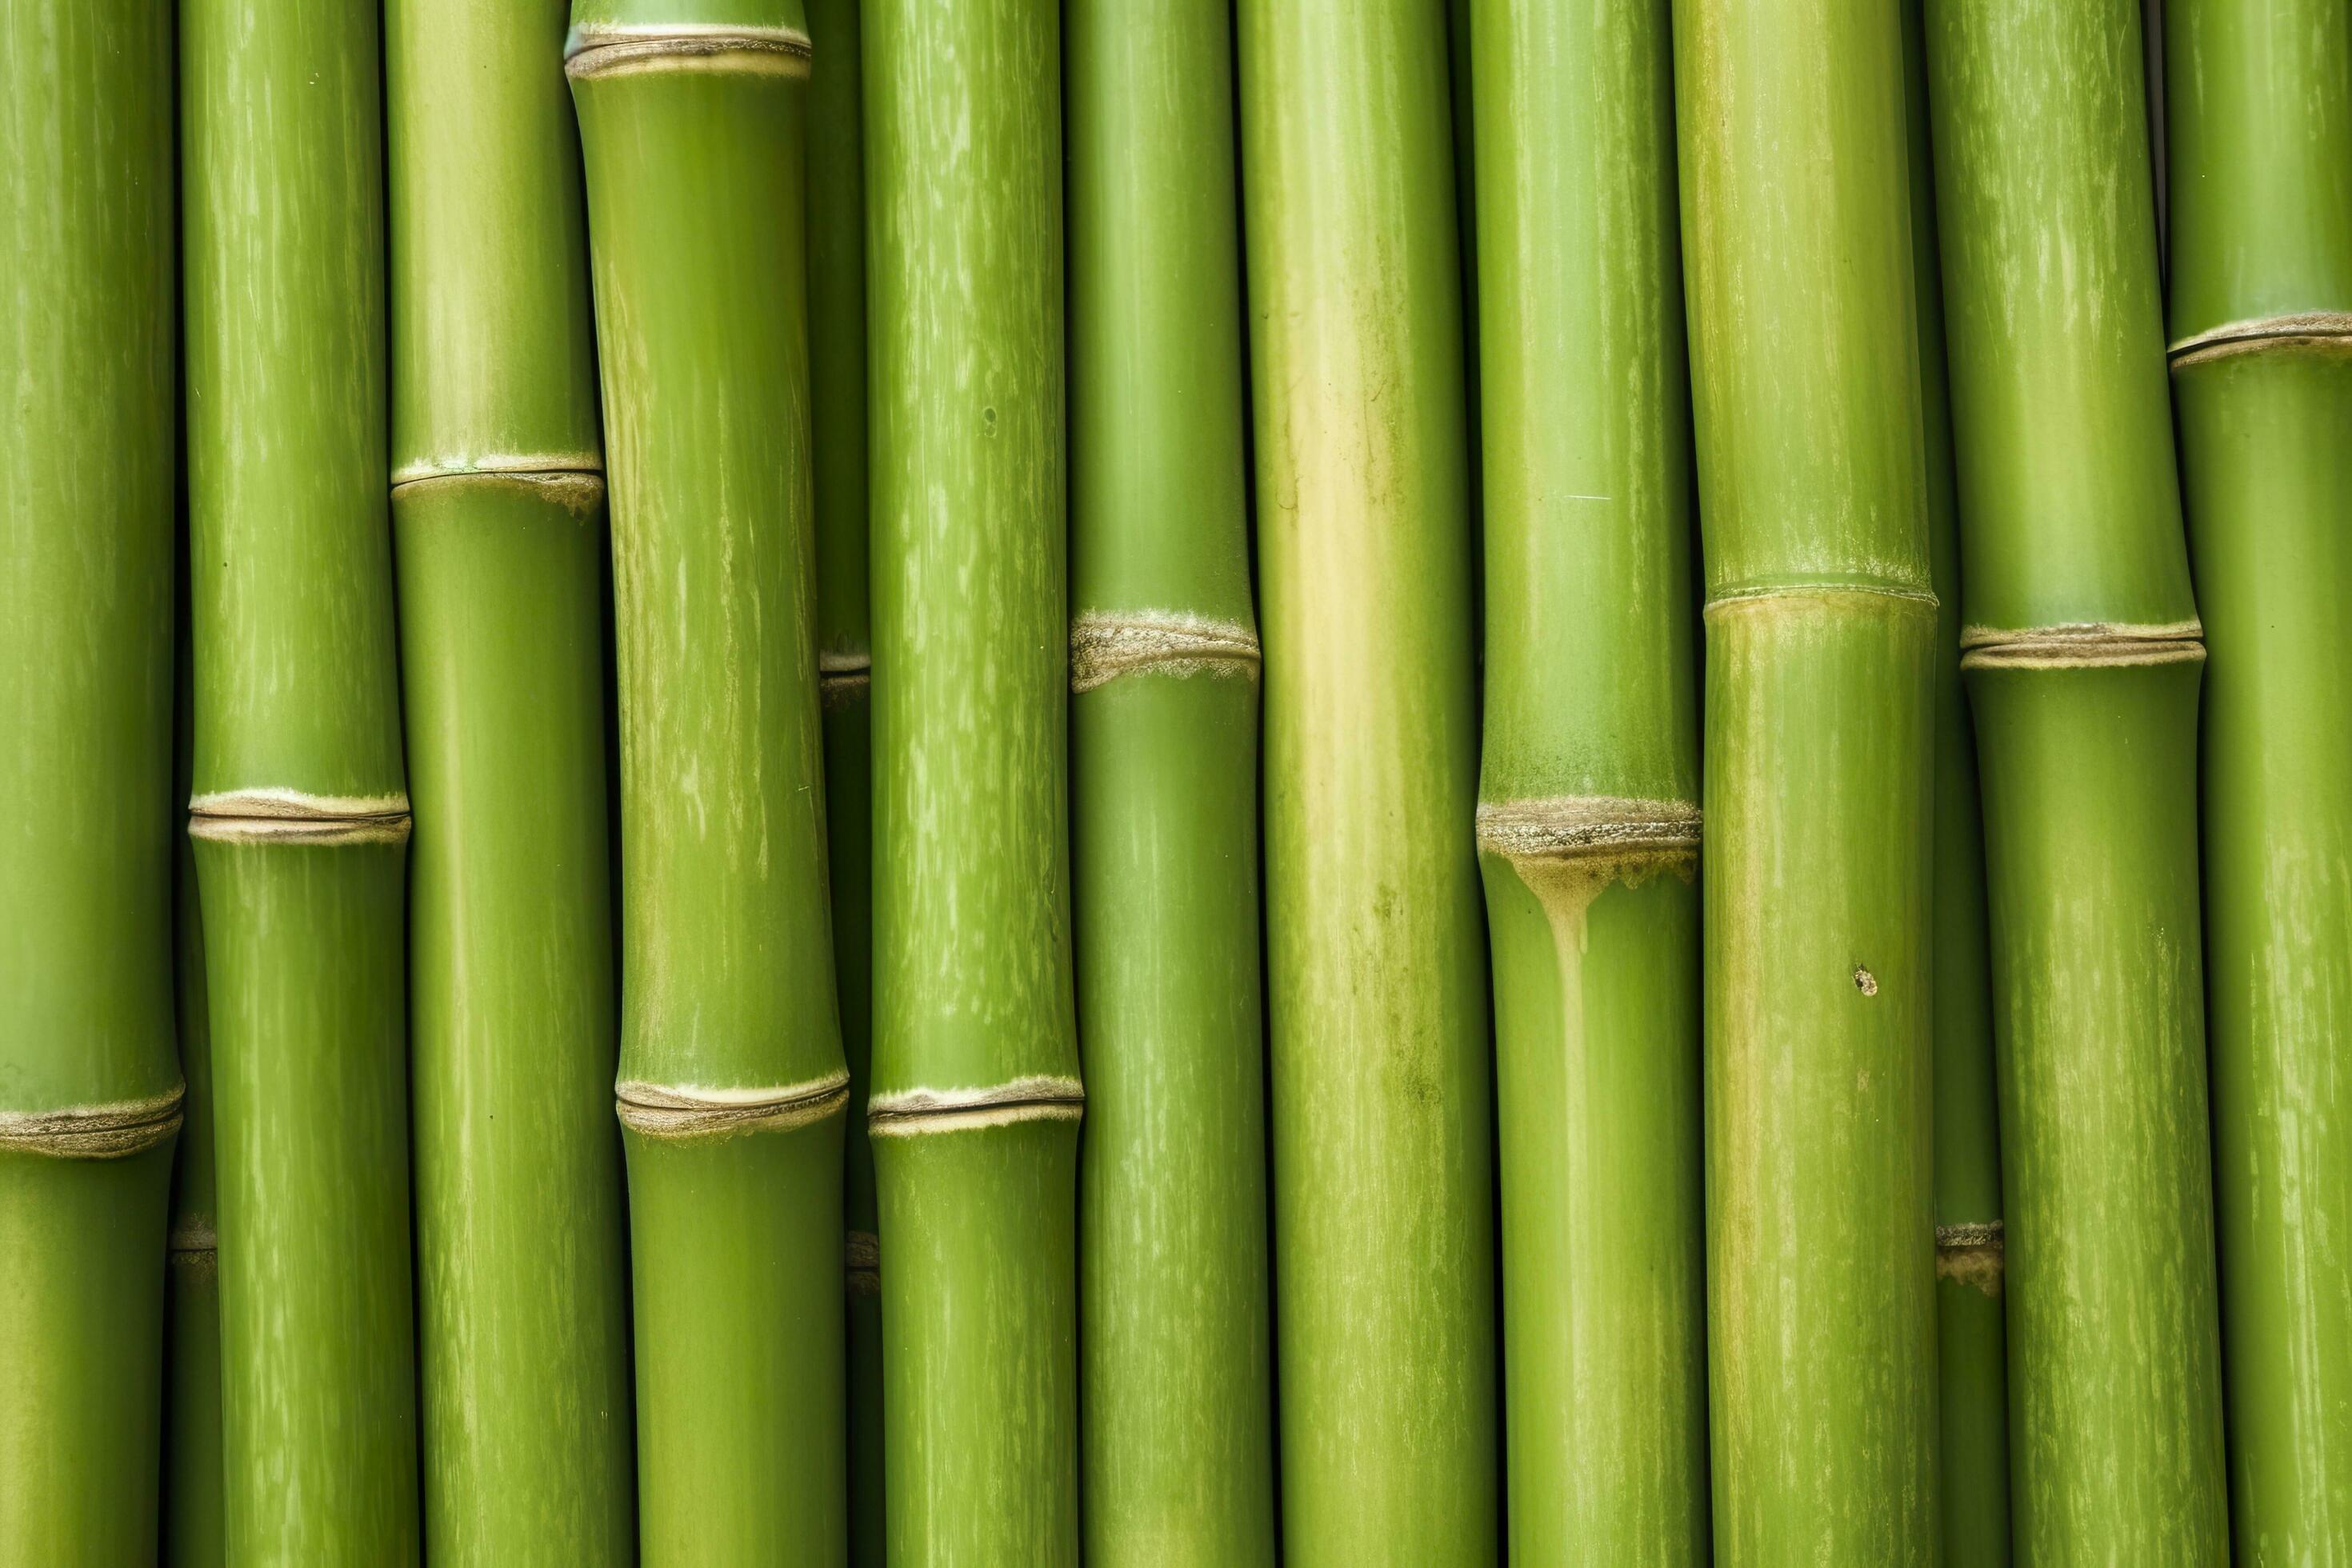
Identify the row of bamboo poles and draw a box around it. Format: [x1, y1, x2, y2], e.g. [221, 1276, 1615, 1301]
[1, 0, 2346, 1562]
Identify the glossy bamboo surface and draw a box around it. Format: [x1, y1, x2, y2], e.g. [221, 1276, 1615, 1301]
[1469, 0, 1705, 1559]
[570, 4, 846, 1558]
[0, 1, 179, 1558]
[865, 0, 1082, 1558]
[2168, 2, 2352, 1557]
[1674, 0, 1939, 1558]
[1238, 0, 1497, 1559]
[1927, 3, 2225, 1560]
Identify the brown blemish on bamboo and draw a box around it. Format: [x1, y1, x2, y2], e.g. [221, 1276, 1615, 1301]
[2167, 310, 2352, 364]
[1960, 621, 2206, 671]
[1069, 610, 1260, 694]
[1935, 1221, 2004, 1298]
[0, 1086, 186, 1159]
[564, 31, 813, 82]
[867, 1074, 1086, 1137]
[615, 1071, 852, 1141]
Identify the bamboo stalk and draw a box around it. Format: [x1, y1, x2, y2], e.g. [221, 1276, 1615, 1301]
[1236, 1, 1497, 1558]
[181, 0, 420, 1555]
[804, 0, 882, 1552]
[386, 2, 632, 1560]
[1066, 0, 1275, 1560]
[2166, 2, 2352, 1556]
[566, 3, 846, 1560]
[863, 0, 1081, 1559]
[1466, 0, 1702, 1559]
[0, 2, 180, 1559]
[1924, 1, 2226, 1558]
[1901, 3, 2012, 1560]
[1671, 1, 1938, 1558]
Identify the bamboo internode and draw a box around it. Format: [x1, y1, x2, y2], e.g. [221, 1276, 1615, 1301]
[2167, 1, 2352, 1557]
[0, 21, 177, 1546]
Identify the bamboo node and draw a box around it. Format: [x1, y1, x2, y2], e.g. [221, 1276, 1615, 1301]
[170, 1218, 217, 1254]
[0, 1086, 185, 1160]
[565, 29, 812, 81]
[389, 467, 607, 514]
[1476, 795, 1700, 862]
[1960, 620, 2204, 672]
[846, 1229, 879, 1271]
[820, 654, 871, 710]
[2168, 310, 2352, 365]
[1070, 610, 1260, 694]
[615, 1071, 851, 1141]
[1935, 1221, 2004, 1297]
[868, 1074, 1086, 1137]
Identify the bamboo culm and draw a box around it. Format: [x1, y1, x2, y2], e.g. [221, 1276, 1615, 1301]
[1901, 2, 2012, 1559]
[1067, 0, 1277, 1560]
[1237, 0, 1498, 1558]
[865, 0, 1083, 1559]
[803, 0, 884, 1554]
[182, 0, 421, 1554]
[1467, 0, 1706, 1559]
[569, 2, 849, 1559]
[1926, 2, 2227, 1558]
[2167, 0, 2352, 1556]
[1673, 0, 1940, 1558]
[388, 2, 634, 1560]
[0, 2, 180, 1558]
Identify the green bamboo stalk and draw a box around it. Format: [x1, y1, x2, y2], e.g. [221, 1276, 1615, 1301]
[1236, 1, 1496, 1558]
[567, 3, 846, 1560]
[805, 0, 881, 1553]
[0, 14, 180, 1560]
[1671, 1, 1938, 1558]
[1467, 0, 1702, 1560]
[2166, 2, 2352, 1557]
[1901, 3, 2011, 1561]
[1924, 2, 2226, 1558]
[1067, 0, 1275, 1560]
[166, 636, 224, 1568]
[864, 0, 1080, 1560]
[386, 2, 632, 1560]
[859, 1, 1078, 1556]
[182, 0, 419, 1556]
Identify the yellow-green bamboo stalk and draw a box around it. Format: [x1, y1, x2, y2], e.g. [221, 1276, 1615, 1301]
[1237, 0, 1498, 1558]
[568, 2, 847, 1560]
[1902, 3, 2011, 1560]
[1673, 0, 1939, 1558]
[2167, 1, 2352, 1557]
[805, 0, 882, 1551]
[1068, 0, 1276, 1559]
[1468, 0, 1704, 1559]
[0, 2, 180, 1558]
[865, 0, 1082, 1559]
[182, 0, 420, 1555]
[388, 2, 632, 1555]
[1926, 2, 2226, 1558]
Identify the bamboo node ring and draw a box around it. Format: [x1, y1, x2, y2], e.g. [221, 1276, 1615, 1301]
[1476, 794, 1700, 862]
[1070, 610, 1260, 693]
[0, 1085, 186, 1159]
[2168, 310, 2352, 366]
[615, 1072, 852, 1140]
[1959, 620, 2205, 671]
[868, 1075, 1086, 1136]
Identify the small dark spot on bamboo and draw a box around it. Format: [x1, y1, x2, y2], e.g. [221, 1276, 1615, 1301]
[982, 406, 998, 434]
[1853, 967, 1878, 997]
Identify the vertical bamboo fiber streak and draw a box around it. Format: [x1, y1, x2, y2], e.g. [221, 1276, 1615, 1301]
[1068, 0, 1276, 1560]
[1238, 1, 1498, 1558]
[0, 2, 178, 1559]
[182, 0, 420, 1557]
[1468, 0, 1704, 1559]
[1926, 2, 2226, 1558]
[1901, 4, 2012, 1561]
[568, 4, 847, 1561]
[388, 1, 631, 1558]
[866, 1, 1082, 1559]
[1673, 2, 1938, 1558]
[2167, 2, 2352, 1557]
[806, 0, 882, 1554]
